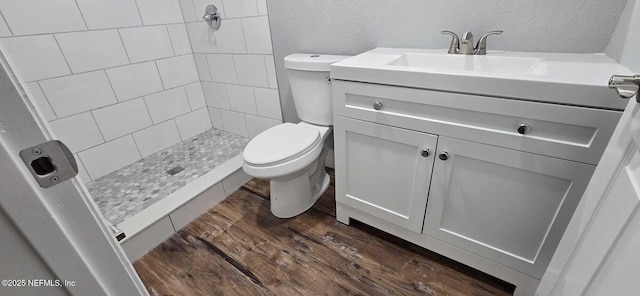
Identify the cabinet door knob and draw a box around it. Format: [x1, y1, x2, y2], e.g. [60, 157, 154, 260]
[439, 151, 449, 161]
[373, 101, 383, 110]
[517, 123, 531, 135]
[421, 148, 430, 157]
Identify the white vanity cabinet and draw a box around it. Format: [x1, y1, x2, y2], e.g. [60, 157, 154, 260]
[331, 79, 622, 294]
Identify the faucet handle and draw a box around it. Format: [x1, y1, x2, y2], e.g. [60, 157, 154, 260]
[441, 31, 459, 54]
[475, 30, 503, 55]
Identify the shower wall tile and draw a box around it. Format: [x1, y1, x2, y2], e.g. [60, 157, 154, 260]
[106, 62, 164, 102]
[75, 155, 92, 183]
[0, 14, 12, 37]
[133, 120, 182, 157]
[203, 82, 230, 109]
[76, 0, 142, 30]
[167, 24, 193, 55]
[207, 54, 238, 84]
[92, 98, 153, 141]
[179, 0, 198, 22]
[185, 82, 207, 110]
[186, 22, 218, 53]
[226, 84, 257, 114]
[221, 0, 258, 18]
[242, 16, 272, 54]
[233, 54, 269, 87]
[256, 0, 268, 16]
[40, 71, 117, 118]
[175, 108, 213, 140]
[245, 113, 274, 138]
[25, 82, 57, 121]
[119, 26, 175, 63]
[213, 19, 247, 53]
[79, 135, 142, 180]
[264, 55, 278, 88]
[0, 0, 85, 35]
[0, 35, 71, 82]
[145, 87, 191, 123]
[49, 112, 104, 153]
[136, 0, 184, 25]
[156, 55, 199, 89]
[194, 54, 213, 81]
[56, 30, 130, 73]
[254, 87, 282, 120]
[208, 107, 224, 129]
[219, 109, 249, 137]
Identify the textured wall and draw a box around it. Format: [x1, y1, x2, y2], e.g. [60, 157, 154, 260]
[267, 0, 628, 122]
[606, 0, 640, 72]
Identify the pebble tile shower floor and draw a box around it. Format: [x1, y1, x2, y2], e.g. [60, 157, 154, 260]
[87, 129, 250, 225]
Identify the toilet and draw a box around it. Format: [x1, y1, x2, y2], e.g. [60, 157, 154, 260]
[242, 53, 350, 218]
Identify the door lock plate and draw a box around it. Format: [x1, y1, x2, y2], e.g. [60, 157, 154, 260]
[19, 140, 78, 188]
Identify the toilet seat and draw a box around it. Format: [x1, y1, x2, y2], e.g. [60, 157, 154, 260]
[243, 123, 326, 179]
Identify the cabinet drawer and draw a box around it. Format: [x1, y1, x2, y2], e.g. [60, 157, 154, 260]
[333, 80, 622, 165]
[333, 116, 437, 233]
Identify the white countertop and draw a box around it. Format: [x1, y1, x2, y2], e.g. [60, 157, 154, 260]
[331, 48, 633, 110]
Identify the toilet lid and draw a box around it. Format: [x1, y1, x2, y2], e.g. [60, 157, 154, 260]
[244, 123, 321, 166]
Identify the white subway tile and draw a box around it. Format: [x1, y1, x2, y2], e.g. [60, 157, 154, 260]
[256, 0, 268, 15]
[56, 30, 130, 73]
[208, 107, 223, 129]
[175, 108, 212, 140]
[79, 135, 141, 179]
[244, 114, 274, 138]
[136, 0, 184, 25]
[218, 109, 248, 137]
[92, 98, 153, 141]
[202, 82, 229, 109]
[119, 26, 174, 63]
[264, 55, 278, 88]
[76, 0, 142, 29]
[233, 55, 268, 87]
[40, 71, 117, 118]
[242, 17, 272, 54]
[179, 0, 197, 22]
[221, 0, 258, 18]
[106, 62, 164, 102]
[26, 82, 56, 121]
[49, 112, 104, 153]
[0, 13, 12, 37]
[226, 85, 257, 114]
[194, 54, 212, 81]
[167, 24, 192, 55]
[133, 120, 181, 157]
[0, 35, 70, 82]
[0, 0, 85, 35]
[213, 19, 246, 53]
[254, 87, 282, 120]
[144, 88, 191, 123]
[75, 155, 92, 183]
[156, 55, 199, 89]
[185, 22, 218, 53]
[185, 82, 206, 110]
[206, 54, 238, 84]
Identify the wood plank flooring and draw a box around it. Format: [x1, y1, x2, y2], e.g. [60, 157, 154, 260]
[134, 169, 514, 295]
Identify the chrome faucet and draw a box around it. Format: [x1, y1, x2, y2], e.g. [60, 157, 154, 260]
[441, 30, 503, 55]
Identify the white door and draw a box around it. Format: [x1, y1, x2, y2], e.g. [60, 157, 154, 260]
[0, 49, 147, 294]
[537, 80, 640, 295]
[334, 116, 438, 233]
[423, 136, 594, 278]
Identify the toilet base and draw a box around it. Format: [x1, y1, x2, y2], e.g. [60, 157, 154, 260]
[270, 148, 330, 218]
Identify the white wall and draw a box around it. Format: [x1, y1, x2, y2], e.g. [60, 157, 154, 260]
[267, 0, 628, 122]
[0, 0, 210, 182]
[184, 0, 283, 139]
[606, 0, 640, 72]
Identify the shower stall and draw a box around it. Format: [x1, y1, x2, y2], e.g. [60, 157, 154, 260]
[0, 0, 280, 260]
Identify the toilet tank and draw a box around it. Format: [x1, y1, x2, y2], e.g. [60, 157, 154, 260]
[284, 54, 351, 125]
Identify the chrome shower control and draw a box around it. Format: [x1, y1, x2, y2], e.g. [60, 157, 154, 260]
[373, 101, 383, 110]
[421, 148, 430, 157]
[517, 123, 531, 135]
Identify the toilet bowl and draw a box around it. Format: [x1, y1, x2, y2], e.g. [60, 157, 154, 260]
[242, 53, 350, 218]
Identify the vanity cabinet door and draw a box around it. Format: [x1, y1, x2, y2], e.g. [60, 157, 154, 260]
[423, 136, 595, 277]
[334, 116, 438, 233]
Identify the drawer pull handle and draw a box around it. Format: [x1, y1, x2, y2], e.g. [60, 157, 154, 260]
[439, 151, 449, 161]
[421, 148, 430, 157]
[373, 101, 383, 110]
[517, 123, 531, 135]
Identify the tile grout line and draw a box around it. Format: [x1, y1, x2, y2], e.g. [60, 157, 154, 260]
[88, 110, 107, 142]
[172, 118, 186, 142]
[133, 0, 147, 26]
[34, 81, 60, 119]
[164, 25, 177, 56]
[72, 0, 90, 30]
[0, 21, 189, 39]
[153, 61, 167, 90]
[0, 10, 14, 36]
[51, 34, 74, 75]
[116, 29, 133, 64]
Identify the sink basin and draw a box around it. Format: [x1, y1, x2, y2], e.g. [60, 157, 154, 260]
[387, 53, 546, 76]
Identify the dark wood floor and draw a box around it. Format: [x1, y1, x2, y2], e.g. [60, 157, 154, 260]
[134, 169, 514, 295]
